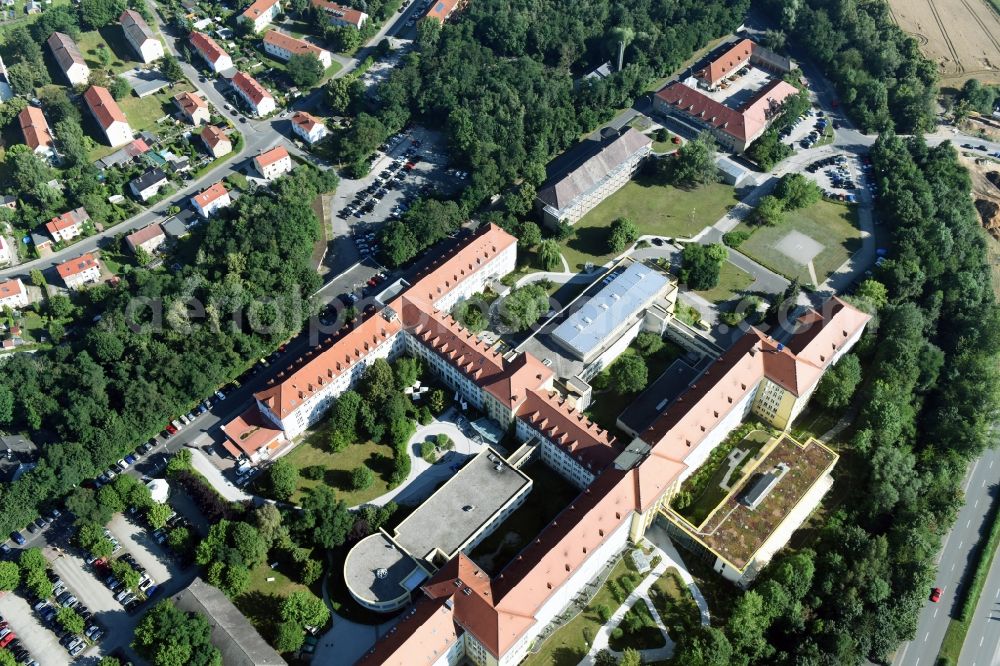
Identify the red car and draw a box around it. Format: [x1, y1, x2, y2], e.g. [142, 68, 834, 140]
[930, 587, 942, 602]
[165, 423, 178, 435]
[0, 632, 16, 648]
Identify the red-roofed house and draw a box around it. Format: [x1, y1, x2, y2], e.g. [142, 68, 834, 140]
[309, 0, 367, 28]
[290, 111, 328, 144]
[45, 207, 90, 243]
[191, 181, 231, 218]
[424, 0, 460, 23]
[189, 31, 233, 72]
[200, 125, 232, 158]
[119, 9, 164, 63]
[0, 278, 28, 309]
[19, 106, 54, 155]
[262, 30, 333, 69]
[83, 85, 134, 147]
[240, 0, 281, 32]
[56, 253, 102, 290]
[173, 91, 210, 125]
[252, 145, 291, 180]
[125, 223, 166, 255]
[47, 32, 90, 86]
[697, 38, 793, 88]
[231, 70, 275, 117]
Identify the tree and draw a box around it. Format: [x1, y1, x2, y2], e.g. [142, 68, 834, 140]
[133, 600, 221, 666]
[160, 54, 185, 82]
[394, 356, 421, 389]
[222, 563, 251, 595]
[297, 486, 353, 549]
[537, 239, 562, 272]
[79, 0, 128, 29]
[287, 53, 324, 88]
[281, 590, 330, 627]
[25, 567, 53, 599]
[618, 648, 642, 666]
[610, 352, 647, 394]
[110, 558, 141, 591]
[0, 651, 18, 666]
[676, 625, 733, 666]
[331, 390, 362, 438]
[679, 243, 726, 290]
[0, 97, 27, 131]
[326, 77, 352, 114]
[750, 195, 785, 226]
[230, 521, 268, 568]
[665, 132, 719, 187]
[351, 464, 375, 490]
[453, 298, 488, 333]
[853, 278, 889, 311]
[428, 389, 446, 414]
[0, 561, 19, 591]
[500, 283, 549, 331]
[633, 331, 663, 358]
[267, 459, 298, 500]
[78, 521, 115, 558]
[56, 606, 85, 635]
[815, 354, 862, 409]
[274, 620, 306, 652]
[607, 217, 639, 253]
[774, 173, 821, 210]
[518, 221, 542, 247]
[19, 548, 46, 572]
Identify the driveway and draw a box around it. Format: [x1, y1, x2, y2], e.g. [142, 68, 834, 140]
[0, 590, 69, 666]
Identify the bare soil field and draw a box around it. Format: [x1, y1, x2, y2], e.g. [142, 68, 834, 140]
[887, 0, 1000, 86]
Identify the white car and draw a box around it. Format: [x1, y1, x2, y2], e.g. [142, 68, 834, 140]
[215, 390, 226, 401]
[117, 458, 129, 469]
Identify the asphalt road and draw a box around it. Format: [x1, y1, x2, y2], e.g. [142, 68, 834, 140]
[960, 511, 1000, 666]
[892, 446, 1000, 666]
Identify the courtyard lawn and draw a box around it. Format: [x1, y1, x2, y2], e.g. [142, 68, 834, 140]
[561, 176, 739, 271]
[524, 555, 635, 666]
[648, 567, 701, 633]
[693, 260, 755, 306]
[283, 423, 399, 506]
[469, 460, 580, 575]
[76, 27, 142, 73]
[736, 199, 861, 286]
[608, 598, 666, 652]
[87, 84, 194, 161]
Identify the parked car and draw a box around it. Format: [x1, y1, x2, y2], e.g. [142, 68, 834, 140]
[9, 532, 24, 546]
[930, 587, 942, 602]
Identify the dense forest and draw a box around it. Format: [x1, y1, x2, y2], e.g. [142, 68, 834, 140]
[0, 167, 338, 535]
[673, 137, 1000, 664]
[338, 0, 749, 214]
[759, 0, 938, 133]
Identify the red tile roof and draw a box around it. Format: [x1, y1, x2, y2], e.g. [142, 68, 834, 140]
[46, 207, 89, 235]
[83, 86, 128, 130]
[232, 71, 272, 105]
[200, 125, 230, 150]
[519, 389, 619, 472]
[254, 145, 288, 167]
[262, 29, 328, 60]
[425, 0, 459, 22]
[173, 91, 207, 116]
[192, 181, 229, 208]
[241, 0, 280, 21]
[56, 253, 99, 279]
[221, 406, 285, 457]
[291, 111, 324, 133]
[125, 223, 165, 247]
[0, 279, 25, 301]
[19, 106, 53, 151]
[189, 31, 229, 64]
[699, 38, 754, 84]
[309, 0, 366, 26]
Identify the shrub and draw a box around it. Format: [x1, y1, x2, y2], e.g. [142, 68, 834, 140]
[611, 627, 624, 640]
[351, 465, 375, 490]
[596, 604, 612, 622]
[722, 230, 751, 248]
[435, 433, 453, 450]
[420, 441, 436, 463]
[390, 452, 411, 485]
[301, 465, 325, 481]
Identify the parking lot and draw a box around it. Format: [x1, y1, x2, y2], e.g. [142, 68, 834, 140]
[0, 590, 69, 666]
[803, 151, 867, 202]
[49, 547, 128, 661]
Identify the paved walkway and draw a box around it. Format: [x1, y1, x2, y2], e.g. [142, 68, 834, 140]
[186, 445, 252, 502]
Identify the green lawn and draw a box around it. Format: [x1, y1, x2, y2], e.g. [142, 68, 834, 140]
[562, 176, 739, 271]
[75, 27, 142, 73]
[282, 423, 399, 506]
[524, 555, 635, 666]
[693, 260, 754, 306]
[86, 84, 194, 161]
[736, 199, 861, 286]
[0, 0, 72, 38]
[648, 567, 701, 634]
[608, 598, 666, 652]
[235, 561, 317, 648]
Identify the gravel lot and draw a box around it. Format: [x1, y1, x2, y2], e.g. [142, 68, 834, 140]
[106, 514, 178, 589]
[0, 591, 69, 666]
[49, 547, 127, 660]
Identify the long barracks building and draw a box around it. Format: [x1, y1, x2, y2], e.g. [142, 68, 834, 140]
[223, 225, 870, 664]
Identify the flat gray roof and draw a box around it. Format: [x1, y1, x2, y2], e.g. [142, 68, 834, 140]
[552, 262, 670, 359]
[392, 449, 531, 563]
[344, 532, 426, 604]
[617, 358, 701, 435]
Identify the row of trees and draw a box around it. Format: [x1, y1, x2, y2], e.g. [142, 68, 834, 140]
[0, 166, 338, 537]
[674, 137, 1000, 664]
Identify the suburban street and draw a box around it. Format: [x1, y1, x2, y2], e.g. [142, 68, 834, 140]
[892, 446, 1000, 666]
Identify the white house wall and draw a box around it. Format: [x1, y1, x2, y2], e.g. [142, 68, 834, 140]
[677, 381, 759, 484]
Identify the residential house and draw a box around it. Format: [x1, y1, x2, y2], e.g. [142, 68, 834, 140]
[239, 0, 281, 33]
[18, 106, 54, 156]
[0, 55, 13, 103]
[200, 125, 232, 158]
[45, 207, 90, 243]
[56, 253, 102, 290]
[252, 145, 291, 180]
[535, 128, 651, 227]
[189, 31, 233, 73]
[191, 181, 231, 218]
[0, 278, 28, 309]
[290, 111, 327, 144]
[0, 237, 12, 266]
[0, 196, 14, 210]
[231, 71, 275, 117]
[425, 0, 460, 23]
[261, 30, 332, 69]
[83, 86, 134, 147]
[47, 32, 90, 86]
[119, 9, 164, 63]
[174, 91, 210, 125]
[129, 167, 168, 201]
[125, 223, 166, 255]
[309, 0, 367, 28]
